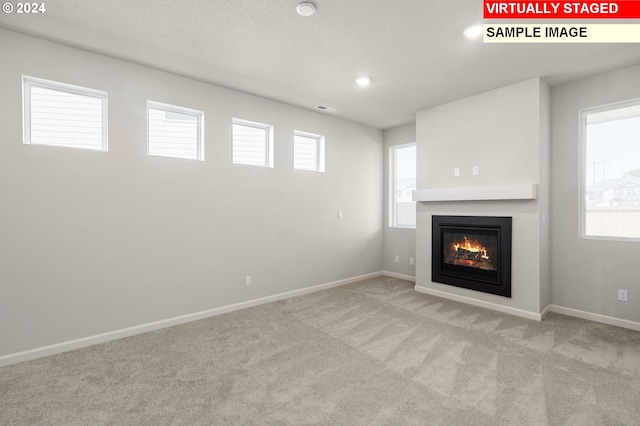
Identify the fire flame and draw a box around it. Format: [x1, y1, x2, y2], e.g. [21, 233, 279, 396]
[452, 237, 489, 260]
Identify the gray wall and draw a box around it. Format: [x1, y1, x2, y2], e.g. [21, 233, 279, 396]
[0, 30, 383, 357]
[550, 63, 640, 323]
[415, 78, 550, 316]
[383, 123, 416, 277]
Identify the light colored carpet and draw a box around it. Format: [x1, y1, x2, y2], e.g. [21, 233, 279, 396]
[1, 276, 640, 425]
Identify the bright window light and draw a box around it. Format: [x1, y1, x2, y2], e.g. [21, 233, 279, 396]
[390, 143, 416, 228]
[293, 131, 325, 172]
[23, 76, 107, 151]
[232, 119, 274, 167]
[147, 101, 203, 161]
[581, 99, 640, 240]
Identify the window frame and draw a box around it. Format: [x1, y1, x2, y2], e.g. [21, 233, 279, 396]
[147, 100, 204, 161]
[579, 97, 640, 242]
[389, 142, 417, 229]
[22, 75, 108, 151]
[231, 118, 274, 168]
[293, 130, 325, 172]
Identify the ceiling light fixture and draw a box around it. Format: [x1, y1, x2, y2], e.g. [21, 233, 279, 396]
[355, 76, 372, 87]
[463, 24, 484, 38]
[296, 2, 316, 17]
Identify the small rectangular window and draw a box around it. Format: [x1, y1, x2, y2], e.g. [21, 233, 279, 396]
[147, 101, 203, 161]
[293, 131, 325, 172]
[581, 99, 640, 240]
[232, 119, 273, 167]
[390, 143, 417, 228]
[23, 76, 107, 151]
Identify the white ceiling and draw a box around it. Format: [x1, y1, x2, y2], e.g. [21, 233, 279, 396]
[2, 0, 640, 129]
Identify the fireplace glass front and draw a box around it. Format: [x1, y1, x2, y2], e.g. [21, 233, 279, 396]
[432, 216, 512, 297]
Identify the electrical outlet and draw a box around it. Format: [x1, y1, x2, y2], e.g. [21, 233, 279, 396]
[338, 210, 343, 219]
[454, 168, 460, 177]
[245, 275, 252, 286]
[409, 257, 415, 266]
[394, 255, 399, 263]
[472, 166, 479, 176]
[618, 289, 628, 302]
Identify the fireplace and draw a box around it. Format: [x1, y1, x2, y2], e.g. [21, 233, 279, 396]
[432, 215, 512, 297]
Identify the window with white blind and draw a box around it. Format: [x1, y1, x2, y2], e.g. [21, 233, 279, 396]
[293, 131, 325, 172]
[232, 119, 273, 167]
[23, 76, 108, 151]
[147, 101, 203, 161]
[581, 99, 640, 240]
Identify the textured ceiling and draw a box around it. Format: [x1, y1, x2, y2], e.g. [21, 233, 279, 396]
[1, 0, 640, 129]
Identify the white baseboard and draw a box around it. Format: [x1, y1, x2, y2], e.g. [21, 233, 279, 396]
[412, 286, 640, 331]
[413, 284, 544, 321]
[7, 273, 636, 368]
[382, 271, 416, 282]
[0, 271, 383, 368]
[548, 304, 640, 331]
[540, 304, 552, 320]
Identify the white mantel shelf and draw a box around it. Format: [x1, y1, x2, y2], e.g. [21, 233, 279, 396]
[412, 184, 537, 202]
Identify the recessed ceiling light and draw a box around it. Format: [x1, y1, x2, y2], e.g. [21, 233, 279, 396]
[355, 76, 372, 87]
[296, 2, 316, 17]
[464, 24, 483, 38]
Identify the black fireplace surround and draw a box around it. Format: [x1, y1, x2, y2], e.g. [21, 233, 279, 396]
[432, 215, 512, 298]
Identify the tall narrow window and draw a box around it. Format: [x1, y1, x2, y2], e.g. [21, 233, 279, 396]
[293, 131, 325, 172]
[23, 76, 108, 151]
[147, 101, 203, 160]
[581, 99, 640, 240]
[390, 143, 417, 228]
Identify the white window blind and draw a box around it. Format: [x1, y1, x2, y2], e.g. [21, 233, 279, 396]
[23, 76, 107, 151]
[293, 131, 324, 172]
[232, 119, 273, 167]
[148, 101, 203, 161]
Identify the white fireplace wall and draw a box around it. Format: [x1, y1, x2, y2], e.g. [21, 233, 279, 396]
[415, 78, 550, 317]
[417, 203, 541, 314]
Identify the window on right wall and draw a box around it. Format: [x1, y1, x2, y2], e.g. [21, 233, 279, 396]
[581, 99, 640, 240]
[293, 131, 325, 172]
